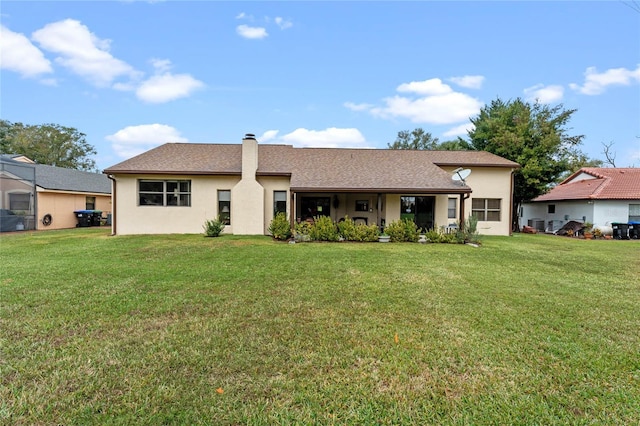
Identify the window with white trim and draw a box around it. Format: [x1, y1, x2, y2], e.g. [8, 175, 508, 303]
[9, 193, 30, 211]
[218, 190, 231, 225]
[448, 198, 457, 219]
[472, 198, 501, 221]
[274, 191, 287, 215]
[139, 180, 191, 206]
[630, 204, 640, 222]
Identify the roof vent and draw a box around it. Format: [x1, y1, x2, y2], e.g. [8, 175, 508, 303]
[244, 133, 256, 140]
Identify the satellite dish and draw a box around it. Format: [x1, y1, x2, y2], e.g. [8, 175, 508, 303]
[452, 168, 471, 183]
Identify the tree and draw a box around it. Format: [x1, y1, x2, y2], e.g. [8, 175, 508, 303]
[388, 128, 472, 150]
[601, 141, 617, 167]
[467, 97, 593, 230]
[388, 128, 440, 150]
[0, 120, 97, 171]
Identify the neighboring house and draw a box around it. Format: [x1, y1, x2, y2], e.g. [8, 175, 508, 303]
[520, 168, 640, 233]
[0, 155, 111, 231]
[104, 134, 519, 236]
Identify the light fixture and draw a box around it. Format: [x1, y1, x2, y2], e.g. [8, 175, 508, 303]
[222, 206, 229, 213]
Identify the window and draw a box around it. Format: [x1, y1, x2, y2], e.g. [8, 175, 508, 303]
[548, 204, 556, 214]
[218, 190, 231, 225]
[139, 180, 191, 206]
[301, 197, 331, 220]
[274, 191, 287, 215]
[630, 204, 640, 222]
[472, 198, 501, 221]
[448, 198, 457, 219]
[355, 200, 369, 212]
[86, 196, 96, 210]
[9, 193, 30, 211]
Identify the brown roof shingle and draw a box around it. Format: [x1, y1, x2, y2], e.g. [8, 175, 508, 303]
[533, 168, 640, 201]
[104, 143, 519, 193]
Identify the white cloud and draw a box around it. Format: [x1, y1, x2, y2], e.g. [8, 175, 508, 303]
[150, 58, 172, 73]
[106, 124, 187, 158]
[0, 24, 53, 78]
[344, 101, 373, 111]
[136, 71, 205, 103]
[371, 92, 483, 125]
[31, 19, 140, 87]
[274, 17, 293, 30]
[397, 78, 453, 95]
[443, 123, 474, 137]
[523, 84, 564, 104]
[265, 127, 367, 148]
[570, 65, 640, 95]
[259, 130, 279, 142]
[449, 75, 484, 89]
[236, 24, 268, 39]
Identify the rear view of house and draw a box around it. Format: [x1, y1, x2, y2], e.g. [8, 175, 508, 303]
[104, 134, 519, 236]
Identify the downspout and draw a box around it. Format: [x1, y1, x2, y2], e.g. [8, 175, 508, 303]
[107, 174, 116, 236]
[509, 168, 516, 235]
[459, 192, 471, 231]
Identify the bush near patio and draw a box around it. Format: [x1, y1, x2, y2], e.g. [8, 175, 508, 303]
[1, 229, 638, 425]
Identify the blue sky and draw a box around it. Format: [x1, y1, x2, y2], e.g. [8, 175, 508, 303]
[1, 1, 639, 171]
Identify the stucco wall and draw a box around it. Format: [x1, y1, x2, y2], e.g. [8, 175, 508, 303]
[451, 167, 514, 236]
[114, 174, 241, 235]
[36, 190, 111, 230]
[521, 199, 635, 231]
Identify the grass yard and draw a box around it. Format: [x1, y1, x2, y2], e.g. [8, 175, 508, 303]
[1, 229, 639, 425]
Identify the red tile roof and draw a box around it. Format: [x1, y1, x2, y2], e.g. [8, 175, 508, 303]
[104, 143, 519, 193]
[533, 168, 640, 201]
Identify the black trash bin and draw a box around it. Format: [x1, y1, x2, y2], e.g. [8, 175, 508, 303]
[74, 210, 92, 227]
[91, 210, 103, 226]
[629, 222, 640, 240]
[612, 222, 629, 240]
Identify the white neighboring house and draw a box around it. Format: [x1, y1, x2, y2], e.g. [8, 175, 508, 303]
[521, 168, 640, 233]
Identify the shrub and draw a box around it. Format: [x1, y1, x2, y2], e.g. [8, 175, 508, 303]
[384, 219, 420, 242]
[337, 216, 358, 241]
[356, 224, 380, 242]
[203, 216, 225, 237]
[384, 218, 419, 242]
[424, 227, 443, 243]
[309, 215, 340, 241]
[268, 212, 292, 240]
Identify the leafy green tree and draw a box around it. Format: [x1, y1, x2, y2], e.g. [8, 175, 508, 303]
[467, 97, 594, 229]
[389, 128, 472, 150]
[388, 128, 440, 150]
[0, 120, 97, 171]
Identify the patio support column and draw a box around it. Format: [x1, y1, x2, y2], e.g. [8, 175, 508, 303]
[377, 193, 382, 230]
[290, 191, 296, 232]
[459, 193, 465, 231]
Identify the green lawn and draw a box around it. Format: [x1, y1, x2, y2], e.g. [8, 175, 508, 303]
[1, 229, 639, 425]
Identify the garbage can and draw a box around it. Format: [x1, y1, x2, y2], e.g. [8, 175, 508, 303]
[612, 222, 629, 240]
[628, 222, 640, 240]
[74, 210, 92, 227]
[91, 210, 103, 226]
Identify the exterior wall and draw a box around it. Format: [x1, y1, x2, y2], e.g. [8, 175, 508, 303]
[260, 177, 291, 233]
[36, 190, 111, 230]
[231, 178, 264, 235]
[440, 166, 515, 236]
[113, 174, 240, 235]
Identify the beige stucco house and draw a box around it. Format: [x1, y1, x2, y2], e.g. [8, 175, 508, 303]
[104, 134, 519, 237]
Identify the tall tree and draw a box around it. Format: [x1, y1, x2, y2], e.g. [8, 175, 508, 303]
[0, 120, 97, 171]
[388, 128, 472, 150]
[388, 128, 440, 150]
[467, 98, 592, 229]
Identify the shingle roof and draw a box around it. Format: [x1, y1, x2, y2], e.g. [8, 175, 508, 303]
[533, 168, 640, 201]
[35, 164, 111, 194]
[104, 143, 519, 193]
